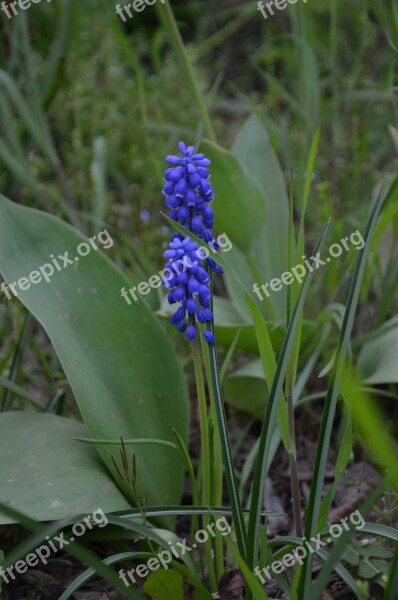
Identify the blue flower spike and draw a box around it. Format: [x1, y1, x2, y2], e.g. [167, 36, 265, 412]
[162, 142, 223, 344]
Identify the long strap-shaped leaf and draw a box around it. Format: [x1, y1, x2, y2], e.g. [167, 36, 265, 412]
[298, 185, 385, 599]
[246, 219, 331, 577]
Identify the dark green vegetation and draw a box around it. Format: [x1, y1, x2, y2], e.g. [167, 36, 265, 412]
[0, 1, 398, 598]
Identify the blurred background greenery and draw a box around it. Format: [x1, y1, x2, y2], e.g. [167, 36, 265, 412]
[1, 0, 398, 405]
[1, 1, 398, 597]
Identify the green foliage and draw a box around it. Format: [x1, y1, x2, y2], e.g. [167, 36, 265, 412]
[0, 412, 131, 525]
[143, 569, 184, 600]
[1, 0, 398, 597]
[197, 140, 266, 253]
[0, 196, 189, 512]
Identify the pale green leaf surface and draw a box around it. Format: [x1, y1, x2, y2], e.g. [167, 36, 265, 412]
[0, 196, 189, 511]
[0, 413, 131, 525]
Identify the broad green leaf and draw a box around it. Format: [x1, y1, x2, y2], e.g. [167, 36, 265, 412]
[358, 316, 398, 383]
[224, 359, 269, 419]
[0, 413, 131, 525]
[358, 559, 381, 579]
[197, 140, 266, 253]
[224, 114, 290, 321]
[143, 569, 184, 600]
[213, 296, 259, 352]
[232, 113, 290, 278]
[0, 196, 189, 512]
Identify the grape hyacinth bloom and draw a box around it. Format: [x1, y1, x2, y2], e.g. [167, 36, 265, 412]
[162, 142, 223, 343]
[163, 141, 218, 250]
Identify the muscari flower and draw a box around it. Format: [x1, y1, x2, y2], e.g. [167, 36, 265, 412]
[162, 142, 223, 344]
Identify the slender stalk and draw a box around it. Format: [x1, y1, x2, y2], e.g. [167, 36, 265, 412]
[200, 338, 224, 583]
[192, 340, 217, 591]
[207, 340, 248, 558]
[285, 179, 303, 539]
[155, 1, 216, 142]
[287, 393, 303, 538]
[206, 272, 247, 560]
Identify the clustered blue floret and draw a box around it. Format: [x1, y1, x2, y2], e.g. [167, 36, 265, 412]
[162, 141, 223, 344]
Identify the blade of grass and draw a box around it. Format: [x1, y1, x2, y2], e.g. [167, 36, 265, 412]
[219, 329, 241, 383]
[385, 549, 398, 600]
[155, 0, 216, 142]
[298, 185, 386, 598]
[0, 377, 44, 411]
[247, 219, 331, 579]
[227, 538, 269, 600]
[2, 311, 32, 411]
[41, 0, 73, 107]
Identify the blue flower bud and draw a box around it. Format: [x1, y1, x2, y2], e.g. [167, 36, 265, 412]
[177, 272, 189, 285]
[166, 155, 182, 164]
[196, 267, 210, 284]
[163, 181, 175, 194]
[165, 195, 180, 209]
[174, 180, 187, 197]
[186, 298, 198, 314]
[186, 326, 196, 340]
[191, 216, 204, 233]
[170, 167, 184, 182]
[196, 309, 207, 323]
[188, 278, 200, 294]
[203, 331, 215, 344]
[178, 205, 189, 223]
[173, 286, 186, 301]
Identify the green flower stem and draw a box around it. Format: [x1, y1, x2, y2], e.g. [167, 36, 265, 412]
[207, 339, 248, 558]
[286, 392, 303, 538]
[192, 339, 218, 591]
[200, 337, 224, 583]
[155, 1, 216, 142]
[285, 183, 303, 540]
[206, 272, 248, 560]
